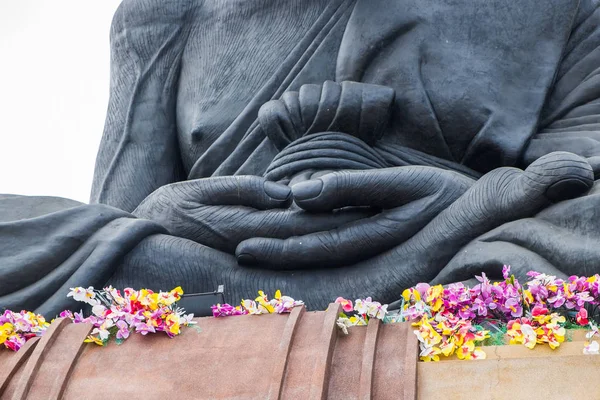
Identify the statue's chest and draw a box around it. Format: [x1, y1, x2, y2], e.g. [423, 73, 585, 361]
[175, 0, 330, 172]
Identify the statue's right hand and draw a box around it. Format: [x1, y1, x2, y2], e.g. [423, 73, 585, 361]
[133, 176, 370, 254]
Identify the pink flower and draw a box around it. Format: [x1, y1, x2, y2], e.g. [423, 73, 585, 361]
[211, 303, 237, 317]
[577, 308, 589, 326]
[122, 311, 143, 326]
[335, 297, 354, 313]
[548, 292, 566, 308]
[134, 323, 156, 335]
[502, 265, 511, 280]
[415, 283, 431, 298]
[473, 298, 487, 317]
[457, 304, 475, 320]
[531, 305, 548, 317]
[73, 311, 88, 324]
[116, 320, 130, 340]
[12, 318, 32, 332]
[504, 298, 523, 318]
[576, 292, 594, 308]
[5, 335, 26, 352]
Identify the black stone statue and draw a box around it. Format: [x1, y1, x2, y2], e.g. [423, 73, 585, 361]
[3, 0, 600, 316]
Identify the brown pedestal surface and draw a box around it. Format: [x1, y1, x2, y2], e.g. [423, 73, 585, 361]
[0, 304, 419, 400]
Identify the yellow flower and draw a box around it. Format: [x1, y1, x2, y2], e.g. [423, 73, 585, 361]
[522, 289, 534, 305]
[159, 286, 184, 306]
[440, 341, 456, 357]
[255, 291, 275, 314]
[348, 316, 367, 326]
[0, 323, 14, 345]
[165, 314, 181, 336]
[419, 345, 441, 362]
[84, 335, 104, 346]
[473, 330, 490, 342]
[171, 286, 184, 297]
[418, 317, 442, 345]
[471, 347, 487, 360]
[456, 341, 475, 360]
[402, 288, 421, 303]
[437, 320, 453, 336]
[426, 285, 444, 312]
[255, 290, 269, 302]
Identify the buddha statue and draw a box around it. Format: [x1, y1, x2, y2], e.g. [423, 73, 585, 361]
[2, 0, 600, 316]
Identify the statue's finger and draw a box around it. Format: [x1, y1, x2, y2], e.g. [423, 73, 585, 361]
[164, 206, 373, 255]
[168, 175, 293, 210]
[292, 167, 473, 212]
[235, 197, 445, 269]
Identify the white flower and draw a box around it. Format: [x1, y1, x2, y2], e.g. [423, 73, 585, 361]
[367, 302, 388, 320]
[586, 321, 599, 340]
[354, 298, 371, 315]
[67, 287, 100, 306]
[336, 317, 352, 335]
[92, 304, 107, 317]
[91, 327, 110, 341]
[242, 299, 260, 314]
[584, 340, 599, 355]
[179, 313, 196, 326]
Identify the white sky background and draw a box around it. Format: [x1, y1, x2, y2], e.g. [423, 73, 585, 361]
[0, 1, 122, 203]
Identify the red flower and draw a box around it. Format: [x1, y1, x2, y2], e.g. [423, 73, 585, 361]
[576, 307, 589, 326]
[531, 305, 548, 317]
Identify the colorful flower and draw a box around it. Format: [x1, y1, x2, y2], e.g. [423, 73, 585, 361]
[67, 287, 100, 306]
[116, 320, 130, 340]
[576, 308, 589, 326]
[335, 297, 354, 313]
[584, 341, 600, 355]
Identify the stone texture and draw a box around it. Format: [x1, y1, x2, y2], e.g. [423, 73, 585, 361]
[2, 0, 600, 317]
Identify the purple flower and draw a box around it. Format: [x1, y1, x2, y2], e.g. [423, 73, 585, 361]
[548, 292, 566, 308]
[528, 283, 548, 302]
[212, 303, 236, 317]
[134, 322, 156, 335]
[125, 311, 144, 326]
[473, 298, 487, 317]
[12, 318, 32, 332]
[73, 311, 89, 324]
[502, 265, 511, 280]
[1, 310, 15, 324]
[116, 320, 130, 340]
[458, 304, 476, 320]
[504, 298, 523, 318]
[415, 283, 430, 298]
[575, 291, 594, 308]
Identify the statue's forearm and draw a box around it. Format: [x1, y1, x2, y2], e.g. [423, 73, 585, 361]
[90, 0, 192, 212]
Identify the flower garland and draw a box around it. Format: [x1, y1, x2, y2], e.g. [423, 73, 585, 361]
[400, 266, 600, 361]
[4, 266, 600, 359]
[0, 310, 49, 351]
[0, 286, 196, 351]
[334, 297, 388, 334]
[506, 305, 566, 350]
[211, 290, 304, 316]
[62, 286, 196, 346]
